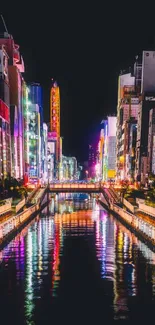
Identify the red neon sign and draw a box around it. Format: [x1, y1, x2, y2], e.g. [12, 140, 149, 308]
[0, 99, 9, 122]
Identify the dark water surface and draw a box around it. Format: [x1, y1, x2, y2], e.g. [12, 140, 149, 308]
[0, 194, 155, 324]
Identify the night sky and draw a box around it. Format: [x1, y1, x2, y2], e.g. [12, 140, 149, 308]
[1, 2, 155, 161]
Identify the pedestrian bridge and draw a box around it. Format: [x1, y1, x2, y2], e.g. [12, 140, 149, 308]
[49, 183, 100, 193]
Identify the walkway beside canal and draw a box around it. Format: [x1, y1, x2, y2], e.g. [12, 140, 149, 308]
[0, 187, 48, 247]
[98, 187, 155, 249]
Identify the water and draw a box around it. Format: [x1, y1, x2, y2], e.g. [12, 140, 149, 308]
[0, 194, 155, 324]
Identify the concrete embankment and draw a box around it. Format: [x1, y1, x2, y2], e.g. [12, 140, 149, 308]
[0, 188, 49, 248]
[98, 199, 155, 251]
[0, 204, 39, 248]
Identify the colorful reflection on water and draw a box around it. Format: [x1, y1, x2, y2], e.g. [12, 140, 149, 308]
[0, 194, 155, 324]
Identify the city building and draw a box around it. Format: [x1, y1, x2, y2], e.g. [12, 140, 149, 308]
[88, 144, 97, 178]
[27, 103, 41, 181]
[147, 108, 155, 175]
[0, 45, 11, 180]
[0, 30, 81, 187]
[62, 156, 77, 180]
[77, 163, 83, 180]
[116, 71, 139, 181]
[101, 116, 116, 181]
[42, 123, 48, 183]
[59, 136, 63, 180]
[22, 82, 29, 185]
[0, 32, 25, 180]
[47, 131, 57, 181]
[98, 127, 104, 180]
[135, 51, 155, 183]
[29, 83, 44, 178]
[115, 51, 155, 183]
[127, 122, 137, 181]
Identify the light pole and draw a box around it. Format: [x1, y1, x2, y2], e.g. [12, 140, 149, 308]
[85, 170, 88, 181]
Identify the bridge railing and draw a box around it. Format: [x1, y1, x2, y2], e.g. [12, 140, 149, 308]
[49, 183, 100, 189]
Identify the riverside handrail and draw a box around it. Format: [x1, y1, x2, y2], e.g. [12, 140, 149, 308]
[0, 200, 12, 215]
[0, 203, 39, 241]
[15, 198, 26, 213]
[122, 197, 137, 214]
[112, 203, 155, 244]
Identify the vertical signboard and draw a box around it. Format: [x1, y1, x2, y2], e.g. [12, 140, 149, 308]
[50, 81, 60, 162]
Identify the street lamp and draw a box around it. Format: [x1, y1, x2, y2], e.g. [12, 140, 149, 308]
[85, 170, 88, 181]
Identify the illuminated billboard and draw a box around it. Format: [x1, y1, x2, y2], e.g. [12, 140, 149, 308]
[48, 131, 57, 141]
[50, 81, 60, 137]
[50, 81, 60, 163]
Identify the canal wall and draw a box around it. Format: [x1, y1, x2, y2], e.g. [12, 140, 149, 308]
[14, 198, 26, 213]
[0, 203, 39, 247]
[122, 196, 155, 217]
[111, 203, 155, 245]
[122, 197, 137, 214]
[136, 198, 155, 217]
[0, 188, 49, 248]
[0, 198, 12, 215]
[98, 198, 155, 250]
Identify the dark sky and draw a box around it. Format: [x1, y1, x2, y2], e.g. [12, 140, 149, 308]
[1, 2, 155, 162]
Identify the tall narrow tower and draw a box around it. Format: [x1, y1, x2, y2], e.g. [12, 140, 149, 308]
[50, 80, 60, 163]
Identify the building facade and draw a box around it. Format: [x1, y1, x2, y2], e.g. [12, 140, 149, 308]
[42, 123, 48, 183]
[27, 103, 41, 181]
[101, 116, 116, 181]
[47, 131, 57, 181]
[148, 107, 155, 175]
[62, 156, 77, 180]
[116, 71, 139, 181]
[135, 51, 155, 183]
[29, 83, 44, 178]
[0, 32, 25, 180]
[22, 82, 29, 185]
[0, 45, 11, 180]
[88, 144, 97, 178]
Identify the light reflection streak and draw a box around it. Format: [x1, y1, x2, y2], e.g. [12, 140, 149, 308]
[25, 230, 34, 321]
[52, 217, 61, 296]
[0, 196, 154, 323]
[95, 207, 155, 320]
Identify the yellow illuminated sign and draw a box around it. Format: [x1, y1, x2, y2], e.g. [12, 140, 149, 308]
[107, 170, 116, 178]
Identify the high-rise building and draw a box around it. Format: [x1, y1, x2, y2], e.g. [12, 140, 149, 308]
[59, 136, 63, 180]
[0, 32, 25, 180]
[116, 51, 155, 183]
[141, 51, 155, 94]
[147, 108, 155, 175]
[29, 83, 43, 125]
[88, 144, 97, 178]
[22, 82, 29, 185]
[101, 116, 116, 181]
[29, 83, 44, 178]
[27, 103, 41, 181]
[62, 156, 77, 180]
[0, 45, 11, 180]
[134, 56, 142, 92]
[116, 71, 139, 180]
[127, 122, 137, 181]
[135, 51, 155, 183]
[42, 123, 48, 183]
[98, 128, 104, 179]
[47, 131, 57, 181]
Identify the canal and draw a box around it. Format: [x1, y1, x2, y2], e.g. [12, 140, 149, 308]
[0, 193, 155, 324]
